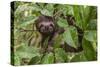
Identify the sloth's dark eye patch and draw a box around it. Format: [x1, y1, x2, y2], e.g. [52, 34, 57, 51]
[39, 24, 44, 29]
[50, 24, 53, 27]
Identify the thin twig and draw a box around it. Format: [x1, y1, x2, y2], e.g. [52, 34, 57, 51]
[19, 28, 37, 32]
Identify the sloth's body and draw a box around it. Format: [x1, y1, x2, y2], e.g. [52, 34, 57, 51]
[35, 15, 65, 52]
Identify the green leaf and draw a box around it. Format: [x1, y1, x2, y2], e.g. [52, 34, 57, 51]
[55, 48, 68, 62]
[66, 5, 74, 15]
[15, 4, 41, 15]
[82, 39, 97, 61]
[52, 32, 64, 48]
[69, 26, 78, 46]
[57, 18, 68, 28]
[28, 56, 40, 65]
[19, 17, 38, 28]
[87, 19, 97, 30]
[14, 53, 21, 66]
[45, 4, 54, 16]
[70, 53, 87, 62]
[84, 31, 97, 42]
[16, 43, 40, 59]
[42, 53, 54, 64]
[73, 6, 82, 28]
[41, 9, 53, 16]
[63, 27, 76, 48]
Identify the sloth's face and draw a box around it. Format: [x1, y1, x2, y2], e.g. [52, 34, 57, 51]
[38, 21, 55, 34]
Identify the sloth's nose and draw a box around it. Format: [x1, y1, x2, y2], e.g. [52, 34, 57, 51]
[45, 26, 49, 30]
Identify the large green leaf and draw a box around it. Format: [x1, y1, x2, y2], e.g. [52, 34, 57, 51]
[16, 43, 40, 59]
[63, 27, 76, 48]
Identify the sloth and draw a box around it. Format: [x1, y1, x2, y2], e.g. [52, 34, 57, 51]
[35, 15, 84, 52]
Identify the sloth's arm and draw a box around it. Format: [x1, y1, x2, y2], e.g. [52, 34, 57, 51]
[60, 15, 84, 52]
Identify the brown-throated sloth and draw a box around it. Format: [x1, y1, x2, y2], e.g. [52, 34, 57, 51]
[35, 15, 84, 52]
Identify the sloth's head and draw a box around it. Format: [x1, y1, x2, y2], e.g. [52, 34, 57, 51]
[39, 21, 54, 33]
[35, 15, 55, 34]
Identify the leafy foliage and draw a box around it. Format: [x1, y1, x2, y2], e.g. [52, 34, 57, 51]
[11, 1, 97, 65]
